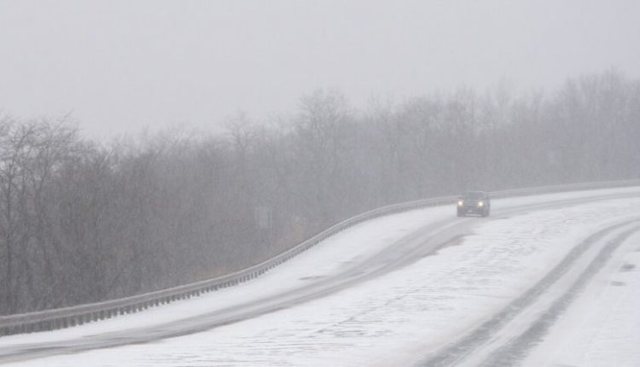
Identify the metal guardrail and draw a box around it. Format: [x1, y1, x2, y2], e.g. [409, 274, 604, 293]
[1, 179, 639, 336]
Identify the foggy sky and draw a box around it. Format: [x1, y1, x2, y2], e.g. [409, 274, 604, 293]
[1, 0, 639, 140]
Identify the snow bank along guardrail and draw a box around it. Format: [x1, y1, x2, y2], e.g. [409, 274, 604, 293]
[1, 179, 639, 336]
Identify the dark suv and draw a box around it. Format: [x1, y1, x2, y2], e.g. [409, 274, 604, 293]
[457, 191, 491, 217]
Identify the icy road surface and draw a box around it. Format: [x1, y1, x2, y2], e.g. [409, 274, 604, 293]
[2, 187, 640, 366]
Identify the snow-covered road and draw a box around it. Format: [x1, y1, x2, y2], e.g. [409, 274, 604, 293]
[520, 230, 640, 367]
[2, 187, 640, 366]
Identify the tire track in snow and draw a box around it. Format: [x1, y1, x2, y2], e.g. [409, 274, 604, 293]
[417, 220, 640, 367]
[479, 224, 640, 367]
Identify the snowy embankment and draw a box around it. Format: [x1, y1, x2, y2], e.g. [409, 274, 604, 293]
[2, 187, 640, 366]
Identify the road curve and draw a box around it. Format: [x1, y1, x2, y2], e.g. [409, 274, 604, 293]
[0, 189, 638, 364]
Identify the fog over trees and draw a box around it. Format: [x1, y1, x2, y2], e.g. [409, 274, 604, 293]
[1, 70, 639, 314]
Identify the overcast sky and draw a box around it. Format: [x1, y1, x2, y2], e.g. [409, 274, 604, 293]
[1, 0, 639, 140]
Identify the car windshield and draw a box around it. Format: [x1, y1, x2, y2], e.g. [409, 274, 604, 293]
[463, 192, 486, 199]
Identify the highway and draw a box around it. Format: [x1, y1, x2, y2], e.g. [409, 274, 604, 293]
[1, 186, 639, 366]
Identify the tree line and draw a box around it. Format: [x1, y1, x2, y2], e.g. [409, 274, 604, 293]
[1, 70, 639, 314]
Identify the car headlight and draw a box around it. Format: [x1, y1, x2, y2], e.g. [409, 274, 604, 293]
[478, 201, 484, 207]
[458, 200, 463, 206]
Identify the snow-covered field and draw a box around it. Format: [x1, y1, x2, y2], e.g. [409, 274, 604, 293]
[2, 187, 640, 366]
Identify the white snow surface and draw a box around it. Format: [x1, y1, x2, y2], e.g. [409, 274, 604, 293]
[3, 187, 640, 366]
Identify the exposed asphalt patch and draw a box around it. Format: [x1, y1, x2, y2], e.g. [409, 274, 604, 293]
[299, 276, 325, 281]
[422, 234, 467, 258]
[620, 263, 636, 272]
[610, 281, 626, 286]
